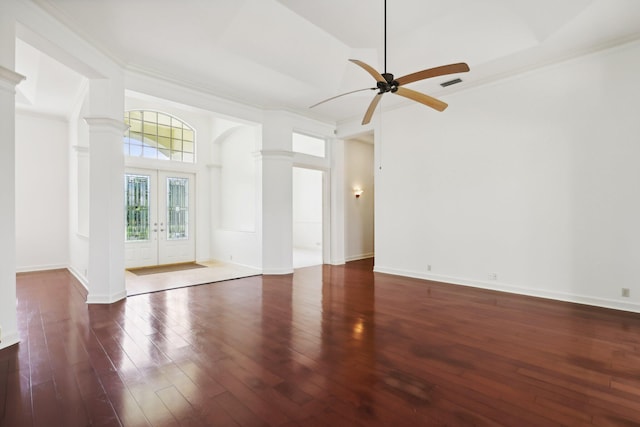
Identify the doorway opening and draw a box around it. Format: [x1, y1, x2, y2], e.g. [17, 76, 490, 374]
[344, 132, 375, 263]
[124, 168, 195, 268]
[292, 167, 324, 268]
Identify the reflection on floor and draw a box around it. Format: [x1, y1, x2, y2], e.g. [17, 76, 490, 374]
[293, 247, 323, 268]
[125, 260, 261, 296]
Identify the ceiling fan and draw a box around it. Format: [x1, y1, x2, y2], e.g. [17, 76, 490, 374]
[310, 0, 470, 125]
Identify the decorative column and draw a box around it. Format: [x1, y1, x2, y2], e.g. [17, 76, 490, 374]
[261, 112, 294, 274]
[261, 150, 294, 274]
[329, 137, 346, 265]
[84, 117, 128, 303]
[0, 66, 25, 350]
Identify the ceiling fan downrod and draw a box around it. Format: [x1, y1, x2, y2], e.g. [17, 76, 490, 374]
[384, 0, 387, 75]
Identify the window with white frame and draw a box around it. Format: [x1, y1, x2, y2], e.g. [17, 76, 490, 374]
[124, 110, 195, 163]
[292, 132, 325, 158]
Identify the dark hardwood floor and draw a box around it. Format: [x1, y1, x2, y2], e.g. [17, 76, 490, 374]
[2, 259, 640, 426]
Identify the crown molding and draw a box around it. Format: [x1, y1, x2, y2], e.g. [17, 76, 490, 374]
[0, 66, 26, 92]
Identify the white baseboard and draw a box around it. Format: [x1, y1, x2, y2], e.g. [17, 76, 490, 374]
[345, 253, 374, 262]
[86, 289, 127, 304]
[68, 266, 89, 292]
[16, 263, 67, 273]
[373, 265, 640, 314]
[262, 268, 294, 275]
[0, 332, 20, 350]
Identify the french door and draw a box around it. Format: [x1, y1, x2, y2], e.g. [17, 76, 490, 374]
[125, 169, 195, 268]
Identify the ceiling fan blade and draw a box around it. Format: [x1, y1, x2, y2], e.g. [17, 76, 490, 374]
[309, 87, 377, 109]
[396, 63, 470, 86]
[349, 59, 385, 82]
[394, 87, 448, 112]
[362, 93, 383, 125]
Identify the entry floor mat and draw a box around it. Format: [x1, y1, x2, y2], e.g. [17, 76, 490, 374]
[127, 262, 207, 276]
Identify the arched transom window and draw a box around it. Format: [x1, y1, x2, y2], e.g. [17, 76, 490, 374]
[124, 110, 195, 163]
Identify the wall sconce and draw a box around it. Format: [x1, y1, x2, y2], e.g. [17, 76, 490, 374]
[354, 188, 364, 198]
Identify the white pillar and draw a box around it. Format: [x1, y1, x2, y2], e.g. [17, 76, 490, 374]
[0, 66, 25, 350]
[329, 138, 346, 265]
[84, 117, 128, 303]
[261, 112, 294, 274]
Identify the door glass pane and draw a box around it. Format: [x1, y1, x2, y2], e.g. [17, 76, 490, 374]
[125, 174, 150, 241]
[167, 177, 188, 240]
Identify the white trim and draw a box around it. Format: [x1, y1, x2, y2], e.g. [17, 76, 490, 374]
[16, 263, 68, 273]
[259, 150, 295, 160]
[86, 289, 127, 304]
[345, 253, 374, 262]
[14, 108, 68, 122]
[262, 268, 294, 275]
[84, 116, 129, 133]
[0, 66, 26, 92]
[72, 145, 89, 154]
[0, 333, 20, 351]
[68, 265, 89, 292]
[69, 78, 89, 121]
[373, 266, 640, 314]
[124, 156, 198, 173]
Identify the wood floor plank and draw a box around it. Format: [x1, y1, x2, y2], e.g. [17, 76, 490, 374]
[2, 261, 640, 426]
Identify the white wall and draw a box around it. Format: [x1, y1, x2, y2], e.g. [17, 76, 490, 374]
[211, 122, 262, 267]
[219, 126, 257, 232]
[372, 41, 640, 312]
[344, 139, 374, 261]
[293, 167, 323, 250]
[15, 112, 69, 271]
[68, 90, 90, 284]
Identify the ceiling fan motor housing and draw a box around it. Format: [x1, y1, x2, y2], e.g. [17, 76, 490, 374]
[379, 73, 399, 93]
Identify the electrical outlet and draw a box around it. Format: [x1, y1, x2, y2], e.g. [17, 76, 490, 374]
[230, 255, 233, 261]
[0, 325, 2, 342]
[488, 273, 498, 281]
[622, 288, 630, 298]
[427, 265, 431, 272]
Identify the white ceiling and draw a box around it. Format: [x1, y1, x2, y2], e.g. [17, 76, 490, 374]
[16, 0, 640, 122]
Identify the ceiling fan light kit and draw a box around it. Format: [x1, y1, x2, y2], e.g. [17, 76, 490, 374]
[311, 0, 470, 125]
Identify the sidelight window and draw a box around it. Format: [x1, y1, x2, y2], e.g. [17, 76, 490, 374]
[167, 177, 189, 240]
[125, 174, 150, 241]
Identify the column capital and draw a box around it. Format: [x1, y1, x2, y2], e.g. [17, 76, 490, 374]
[84, 116, 129, 134]
[72, 145, 89, 155]
[259, 149, 294, 161]
[0, 65, 25, 93]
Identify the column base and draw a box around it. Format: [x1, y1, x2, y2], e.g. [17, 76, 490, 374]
[86, 289, 127, 304]
[0, 332, 20, 351]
